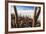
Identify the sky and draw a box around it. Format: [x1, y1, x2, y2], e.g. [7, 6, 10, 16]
[16, 6, 34, 10]
[14, 6, 35, 18]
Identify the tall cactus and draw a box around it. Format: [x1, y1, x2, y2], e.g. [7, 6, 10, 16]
[33, 7, 41, 27]
[14, 6, 19, 28]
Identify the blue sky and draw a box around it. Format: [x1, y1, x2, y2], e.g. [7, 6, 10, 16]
[15, 6, 34, 10]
